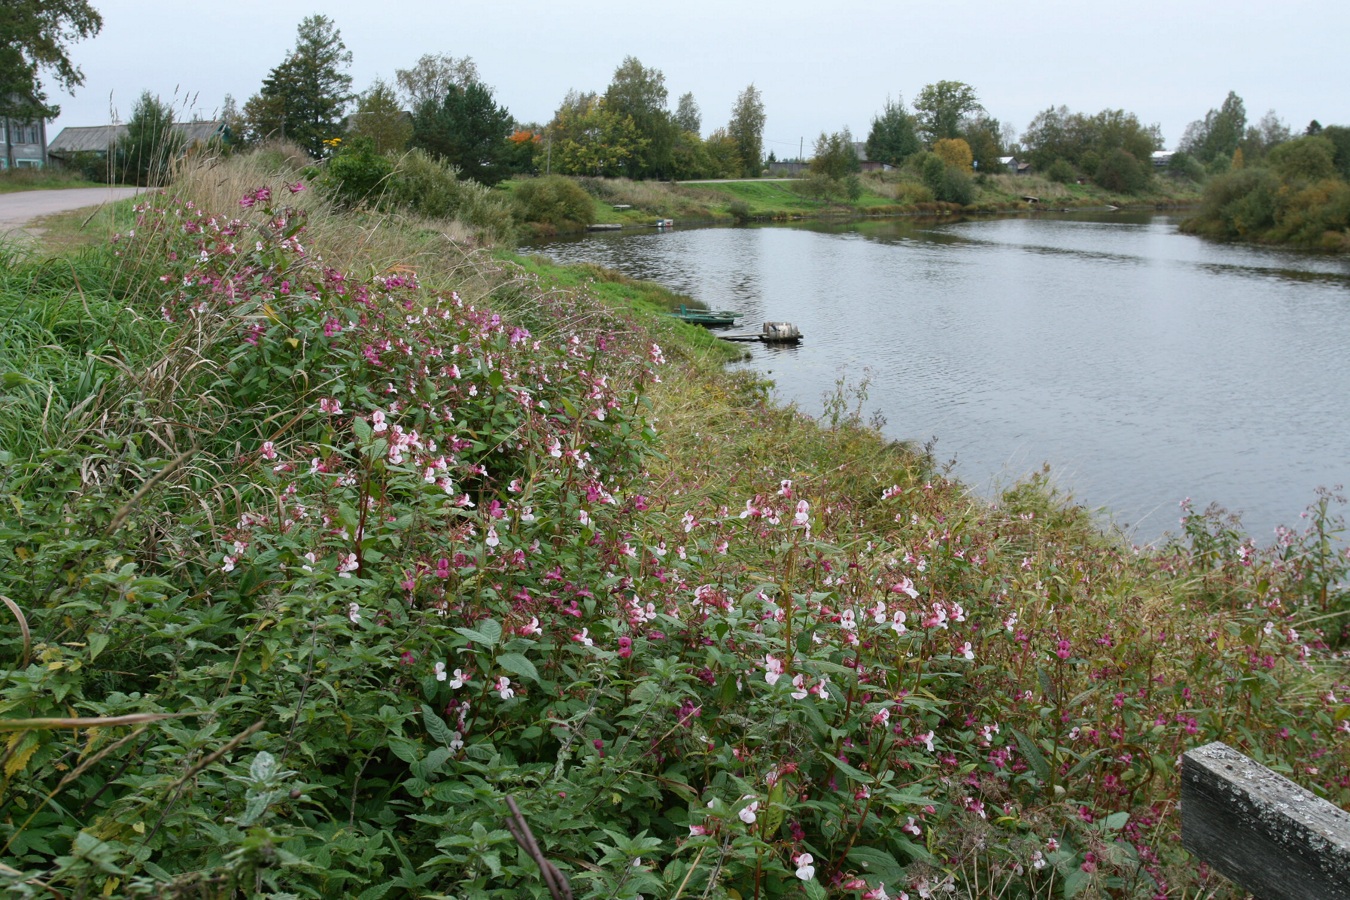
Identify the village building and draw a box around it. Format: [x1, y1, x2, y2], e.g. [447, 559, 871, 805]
[1, 115, 49, 170]
[47, 120, 229, 165]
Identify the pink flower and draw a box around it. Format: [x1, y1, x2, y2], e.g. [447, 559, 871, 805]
[792, 499, 810, 528]
[260, 441, 277, 461]
[763, 654, 783, 686]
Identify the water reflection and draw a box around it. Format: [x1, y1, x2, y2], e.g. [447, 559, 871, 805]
[527, 214, 1350, 543]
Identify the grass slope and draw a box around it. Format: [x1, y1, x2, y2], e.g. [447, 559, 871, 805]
[0, 152, 1343, 900]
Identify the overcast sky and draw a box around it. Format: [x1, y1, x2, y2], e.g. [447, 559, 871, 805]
[46, 0, 1350, 155]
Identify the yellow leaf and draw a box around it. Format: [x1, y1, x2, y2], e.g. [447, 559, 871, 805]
[5, 732, 40, 777]
[132, 822, 145, 834]
[286, 338, 299, 349]
[103, 877, 120, 896]
[15, 547, 30, 561]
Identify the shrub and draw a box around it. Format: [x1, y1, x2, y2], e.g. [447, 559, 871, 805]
[1093, 149, 1149, 194]
[1044, 158, 1077, 183]
[512, 175, 595, 230]
[321, 136, 394, 207]
[381, 147, 464, 219]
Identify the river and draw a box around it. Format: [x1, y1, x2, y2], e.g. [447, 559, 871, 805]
[527, 212, 1350, 544]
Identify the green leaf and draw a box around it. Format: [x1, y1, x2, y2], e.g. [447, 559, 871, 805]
[847, 846, 905, 884]
[496, 652, 539, 683]
[1103, 810, 1130, 831]
[88, 632, 109, 662]
[827, 754, 874, 785]
[763, 781, 785, 838]
[421, 704, 455, 745]
[353, 416, 372, 441]
[1063, 867, 1089, 898]
[1012, 728, 1052, 784]
[454, 618, 502, 647]
[250, 751, 278, 783]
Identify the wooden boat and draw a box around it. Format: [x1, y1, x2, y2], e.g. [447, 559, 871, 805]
[668, 305, 741, 327]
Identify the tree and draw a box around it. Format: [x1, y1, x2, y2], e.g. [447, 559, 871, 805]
[548, 91, 646, 177]
[702, 128, 743, 179]
[411, 77, 513, 186]
[0, 0, 102, 122]
[810, 129, 859, 181]
[219, 94, 243, 149]
[1321, 125, 1350, 179]
[674, 92, 701, 135]
[244, 15, 353, 156]
[1093, 148, 1148, 194]
[395, 53, 478, 110]
[1267, 136, 1337, 182]
[865, 96, 920, 167]
[350, 77, 411, 154]
[1180, 91, 1247, 164]
[116, 91, 183, 186]
[913, 80, 983, 144]
[604, 56, 677, 178]
[1020, 105, 1160, 175]
[1239, 110, 1291, 162]
[961, 115, 1004, 173]
[932, 137, 973, 172]
[727, 84, 766, 177]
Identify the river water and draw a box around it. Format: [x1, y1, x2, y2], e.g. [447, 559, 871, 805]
[527, 213, 1350, 544]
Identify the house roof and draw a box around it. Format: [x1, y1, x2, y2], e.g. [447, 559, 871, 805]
[48, 121, 226, 155]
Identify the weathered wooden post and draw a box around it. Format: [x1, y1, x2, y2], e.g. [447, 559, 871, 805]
[1181, 741, 1350, 899]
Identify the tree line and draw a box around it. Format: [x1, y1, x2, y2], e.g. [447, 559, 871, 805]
[9, 3, 1350, 246]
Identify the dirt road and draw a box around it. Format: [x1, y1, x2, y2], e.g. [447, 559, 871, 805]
[0, 186, 145, 240]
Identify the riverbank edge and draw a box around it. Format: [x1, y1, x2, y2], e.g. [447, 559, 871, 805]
[5, 174, 1344, 897]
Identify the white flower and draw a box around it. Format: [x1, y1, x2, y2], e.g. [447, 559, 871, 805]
[434, 662, 447, 682]
[347, 603, 361, 624]
[495, 676, 514, 700]
[738, 799, 759, 824]
[763, 655, 783, 686]
[221, 555, 236, 573]
[450, 668, 467, 689]
[794, 853, 815, 880]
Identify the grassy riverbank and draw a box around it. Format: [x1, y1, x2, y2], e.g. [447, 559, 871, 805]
[563, 171, 1201, 232]
[0, 151, 1343, 899]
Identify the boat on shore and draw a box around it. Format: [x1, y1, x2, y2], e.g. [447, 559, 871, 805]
[668, 305, 741, 327]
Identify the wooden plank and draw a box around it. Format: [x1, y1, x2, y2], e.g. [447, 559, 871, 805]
[1181, 741, 1350, 899]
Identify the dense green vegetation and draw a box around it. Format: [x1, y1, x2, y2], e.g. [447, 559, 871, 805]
[1, 148, 1348, 899]
[1181, 126, 1350, 249]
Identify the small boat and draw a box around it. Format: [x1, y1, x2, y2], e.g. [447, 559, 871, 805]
[668, 304, 741, 327]
[654, 218, 675, 228]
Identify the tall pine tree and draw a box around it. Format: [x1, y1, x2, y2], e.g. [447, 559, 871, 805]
[243, 15, 352, 156]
